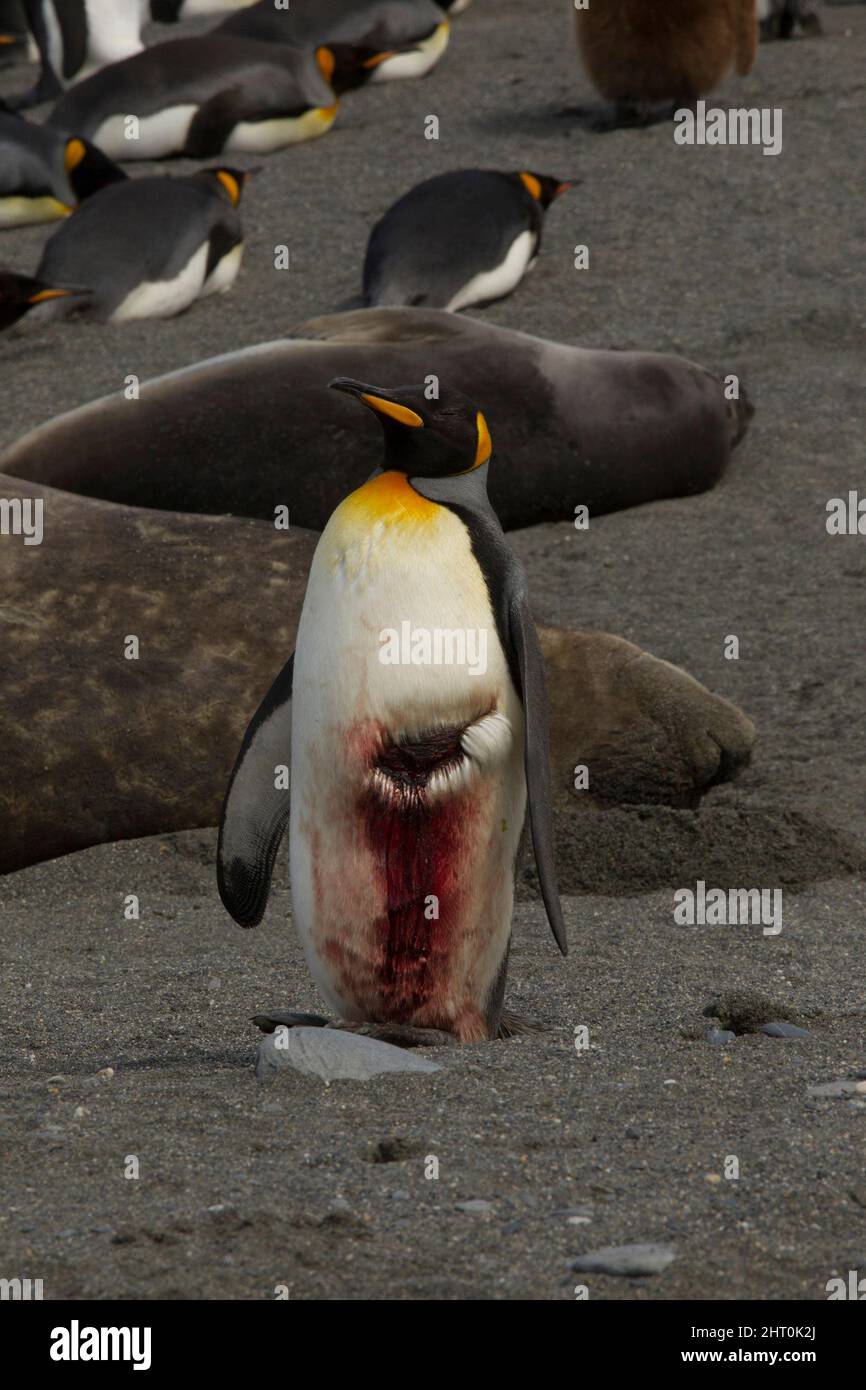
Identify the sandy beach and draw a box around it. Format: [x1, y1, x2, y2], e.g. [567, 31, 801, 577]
[0, 1, 863, 1300]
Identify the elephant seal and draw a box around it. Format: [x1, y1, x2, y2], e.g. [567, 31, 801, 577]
[0, 472, 754, 874]
[0, 307, 753, 532]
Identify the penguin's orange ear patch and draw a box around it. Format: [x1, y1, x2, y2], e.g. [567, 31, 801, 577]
[360, 394, 424, 428]
[64, 138, 87, 173]
[316, 46, 336, 82]
[474, 411, 492, 466]
[519, 172, 542, 201]
[216, 170, 242, 206]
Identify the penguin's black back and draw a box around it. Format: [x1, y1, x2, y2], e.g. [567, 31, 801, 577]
[364, 169, 542, 308]
[36, 174, 239, 314]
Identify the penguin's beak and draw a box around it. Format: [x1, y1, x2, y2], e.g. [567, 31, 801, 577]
[555, 181, 577, 198]
[362, 50, 398, 68]
[28, 286, 87, 304]
[329, 378, 424, 429]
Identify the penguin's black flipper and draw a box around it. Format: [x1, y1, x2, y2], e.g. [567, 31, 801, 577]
[184, 87, 246, 158]
[217, 652, 294, 928]
[508, 590, 568, 956]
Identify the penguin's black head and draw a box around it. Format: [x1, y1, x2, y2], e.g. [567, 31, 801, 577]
[199, 167, 255, 207]
[64, 136, 127, 203]
[330, 378, 492, 479]
[516, 171, 574, 209]
[322, 43, 398, 94]
[0, 272, 82, 332]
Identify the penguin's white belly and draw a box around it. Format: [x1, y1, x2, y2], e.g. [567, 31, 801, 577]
[180, 0, 257, 12]
[446, 228, 537, 312]
[0, 194, 70, 228]
[371, 21, 450, 81]
[82, 0, 145, 71]
[288, 497, 526, 1041]
[110, 238, 209, 321]
[94, 106, 198, 160]
[202, 241, 243, 297]
[225, 104, 338, 153]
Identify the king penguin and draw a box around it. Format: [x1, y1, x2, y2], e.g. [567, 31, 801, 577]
[10, 0, 145, 108]
[0, 113, 125, 228]
[363, 169, 573, 312]
[573, 0, 758, 130]
[32, 166, 250, 322]
[0, 269, 86, 330]
[216, 0, 452, 82]
[48, 38, 385, 159]
[218, 379, 567, 1046]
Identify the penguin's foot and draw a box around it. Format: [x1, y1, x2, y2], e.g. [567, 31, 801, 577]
[252, 1010, 330, 1033]
[560, 100, 679, 132]
[328, 1020, 459, 1048]
[498, 1010, 548, 1040]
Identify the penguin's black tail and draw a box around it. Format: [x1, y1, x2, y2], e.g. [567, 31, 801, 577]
[729, 383, 754, 449]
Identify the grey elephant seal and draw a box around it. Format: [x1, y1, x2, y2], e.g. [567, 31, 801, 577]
[0, 308, 753, 532]
[0, 473, 754, 874]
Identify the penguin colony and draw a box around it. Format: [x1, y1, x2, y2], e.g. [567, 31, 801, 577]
[0, 2, 829, 1042]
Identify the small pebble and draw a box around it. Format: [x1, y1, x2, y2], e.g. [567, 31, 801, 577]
[707, 1029, 736, 1044]
[570, 1243, 676, 1277]
[96, 1067, 115, 1079]
[761, 1022, 810, 1039]
[807, 1080, 859, 1098]
[455, 1199, 494, 1215]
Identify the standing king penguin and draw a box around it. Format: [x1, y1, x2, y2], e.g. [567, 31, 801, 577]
[218, 380, 567, 1045]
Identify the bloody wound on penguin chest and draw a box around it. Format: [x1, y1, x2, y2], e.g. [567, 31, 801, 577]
[357, 723, 482, 1021]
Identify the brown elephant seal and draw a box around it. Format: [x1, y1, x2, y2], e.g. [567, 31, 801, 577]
[0, 308, 753, 532]
[0, 472, 755, 874]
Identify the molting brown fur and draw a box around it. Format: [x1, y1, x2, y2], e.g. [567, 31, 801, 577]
[574, 0, 758, 107]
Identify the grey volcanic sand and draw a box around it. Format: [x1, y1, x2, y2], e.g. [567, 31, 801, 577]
[0, 3, 864, 1300]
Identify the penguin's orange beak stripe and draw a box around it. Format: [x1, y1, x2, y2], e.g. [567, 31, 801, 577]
[360, 394, 424, 429]
[28, 288, 74, 304]
[0, 34, 17, 44]
[363, 50, 398, 68]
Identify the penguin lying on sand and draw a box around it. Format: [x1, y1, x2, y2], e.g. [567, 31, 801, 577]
[363, 169, 573, 311]
[217, 0, 453, 82]
[0, 268, 85, 329]
[30, 166, 250, 322]
[0, 112, 124, 227]
[219, 379, 567, 1046]
[572, 0, 758, 130]
[10, 0, 145, 109]
[48, 37, 394, 159]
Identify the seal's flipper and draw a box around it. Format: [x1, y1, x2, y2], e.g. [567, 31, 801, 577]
[217, 652, 294, 927]
[509, 593, 568, 956]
